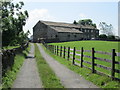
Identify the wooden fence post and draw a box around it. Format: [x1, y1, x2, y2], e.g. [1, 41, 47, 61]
[56, 45, 57, 55]
[80, 47, 83, 68]
[67, 47, 70, 61]
[92, 48, 95, 73]
[57, 46, 59, 56]
[56, 46, 57, 55]
[55, 45, 56, 54]
[72, 47, 75, 64]
[111, 49, 116, 80]
[60, 46, 62, 57]
[63, 46, 66, 58]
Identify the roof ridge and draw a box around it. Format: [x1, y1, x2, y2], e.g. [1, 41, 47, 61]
[40, 20, 96, 29]
[40, 20, 74, 25]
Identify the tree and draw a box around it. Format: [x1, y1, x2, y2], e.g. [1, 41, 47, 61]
[78, 19, 96, 28]
[92, 23, 96, 28]
[99, 22, 114, 36]
[107, 35, 115, 40]
[16, 30, 30, 45]
[1, 1, 29, 46]
[73, 20, 78, 25]
[78, 20, 85, 25]
[99, 34, 107, 40]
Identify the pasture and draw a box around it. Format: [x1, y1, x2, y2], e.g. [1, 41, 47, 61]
[48, 40, 120, 79]
[49, 40, 120, 52]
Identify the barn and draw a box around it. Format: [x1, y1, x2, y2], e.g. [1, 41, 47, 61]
[33, 20, 99, 43]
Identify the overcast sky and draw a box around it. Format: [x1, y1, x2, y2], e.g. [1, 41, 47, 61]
[13, 0, 119, 37]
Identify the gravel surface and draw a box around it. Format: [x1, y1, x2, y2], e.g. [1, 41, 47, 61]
[37, 43, 99, 88]
[12, 43, 42, 88]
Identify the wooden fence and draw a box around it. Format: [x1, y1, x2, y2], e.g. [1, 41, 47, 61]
[44, 44, 120, 81]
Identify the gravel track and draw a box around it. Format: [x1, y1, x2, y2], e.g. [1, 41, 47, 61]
[12, 43, 42, 88]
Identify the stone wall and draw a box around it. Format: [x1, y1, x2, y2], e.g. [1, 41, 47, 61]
[1, 43, 28, 76]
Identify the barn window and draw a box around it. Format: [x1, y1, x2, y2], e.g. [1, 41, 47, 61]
[88, 35, 89, 38]
[89, 29, 91, 32]
[88, 30, 90, 32]
[74, 35, 77, 38]
[96, 30, 98, 33]
[68, 35, 70, 37]
[55, 35, 58, 38]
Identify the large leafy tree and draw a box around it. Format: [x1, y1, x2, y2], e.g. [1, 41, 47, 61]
[78, 19, 92, 25]
[1, 0, 29, 46]
[73, 19, 97, 28]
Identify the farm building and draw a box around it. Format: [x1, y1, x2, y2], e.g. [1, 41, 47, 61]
[33, 20, 99, 43]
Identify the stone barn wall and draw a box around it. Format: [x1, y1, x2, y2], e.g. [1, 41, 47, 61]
[79, 28, 99, 40]
[58, 32, 83, 41]
[47, 26, 58, 39]
[33, 21, 48, 42]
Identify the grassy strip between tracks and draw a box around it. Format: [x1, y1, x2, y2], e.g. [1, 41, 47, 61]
[34, 43, 64, 88]
[41, 44, 120, 89]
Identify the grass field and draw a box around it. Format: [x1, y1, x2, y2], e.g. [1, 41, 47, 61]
[49, 40, 120, 52]
[48, 40, 120, 80]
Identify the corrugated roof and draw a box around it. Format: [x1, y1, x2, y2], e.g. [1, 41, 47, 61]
[50, 26, 83, 33]
[41, 20, 96, 29]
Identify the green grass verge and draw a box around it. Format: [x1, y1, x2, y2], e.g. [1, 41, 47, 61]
[41, 44, 120, 88]
[3, 45, 20, 50]
[2, 44, 30, 89]
[34, 43, 64, 88]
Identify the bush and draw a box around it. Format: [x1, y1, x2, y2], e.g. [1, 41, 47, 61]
[99, 34, 107, 40]
[107, 35, 115, 40]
